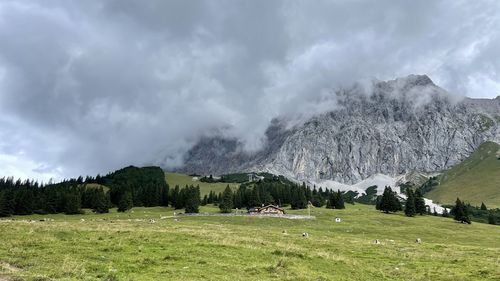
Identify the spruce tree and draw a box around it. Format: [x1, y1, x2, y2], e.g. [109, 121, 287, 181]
[414, 189, 426, 215]
[442, 207, 449, 217]
[311, 194, 324, 207]
[379, 186, 401, 213]
[219, 185, 233, 213]
[201, 195, 208, 206]
[64, 193, 82, 215]
[174, 186, 185, 209]
[93, 189, 109, 214]
[184, 185, 200, 213]
[118, 192, 133, 212]
[292, 186, 307, 209]
[334, 190, 345, 209]
[260, 190, 274, 205]
[488, 211, 497, 225]
[452, 198, 471, 224]
[248, 187, 261, 207]
[170, 185, 180, 209]
[375, 196, 382, 210]
[160, 184, 169, 207]
[480, 202, 487, 211]
[326, 192, 337, 209]
[0, 192, 11, 217]
[404, 189, 416, 217]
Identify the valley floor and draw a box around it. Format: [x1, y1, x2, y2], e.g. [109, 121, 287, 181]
[0, 205, 499, 281]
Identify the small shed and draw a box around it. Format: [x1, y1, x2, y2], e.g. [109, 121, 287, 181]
[248, 205, 285, 215]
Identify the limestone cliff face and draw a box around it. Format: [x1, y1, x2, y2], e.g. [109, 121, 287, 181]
[177, 75, 500, 184]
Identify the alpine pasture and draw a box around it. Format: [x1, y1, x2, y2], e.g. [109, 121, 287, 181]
[1, 204, 499, 281]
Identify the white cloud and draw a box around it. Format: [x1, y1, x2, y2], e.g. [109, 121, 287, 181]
[0, 0, 499, 180]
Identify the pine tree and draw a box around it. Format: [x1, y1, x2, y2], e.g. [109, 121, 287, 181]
[64, 192, 82, 215]
[219, 185, 233, 213]
[184, 185, 200, 213]
[404, 189, 416, 217]
[260, 190, 274, 205]
[375, 196, 382, 210]
[414, 189, 426, 215]
[291, 186, 307, 209]
[92, 189, 109, 214]
[311, 194, 324, 207]
[326, 192, 337, 209]
[378, 186, 401, 213]
[488, 211, 497, 225]
[0, 192, 11, 217]
[452, 198, 471, 224]
[170, 185, 180, 209]
[480, 202, 487, 211]
[118, 192, 133, 212]
[160, 184, 169, 207]
[441, 207, 449, 217]
[248, 187, 261, 207]
[201, 194, 208, 206]
[334, 190, 345, 209]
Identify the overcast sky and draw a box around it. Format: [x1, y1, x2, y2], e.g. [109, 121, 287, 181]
[1, 0, 499, 181]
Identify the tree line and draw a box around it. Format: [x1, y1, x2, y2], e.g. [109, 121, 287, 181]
[374, 185, 499, 225]
[202, 177, 347, 213]
[0, 166, 171, 216]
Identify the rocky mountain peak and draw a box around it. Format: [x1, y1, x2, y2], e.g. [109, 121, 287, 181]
[175, 75, 500, 185]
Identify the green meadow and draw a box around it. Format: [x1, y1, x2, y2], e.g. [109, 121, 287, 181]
[165, 172, 240, 196]
[427, 141, 500, 208]
[1, 204, 499, 281]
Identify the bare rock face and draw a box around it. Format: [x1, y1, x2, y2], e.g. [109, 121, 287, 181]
[176, 75, 500, 184]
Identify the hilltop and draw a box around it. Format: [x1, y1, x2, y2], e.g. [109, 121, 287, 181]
[426, 141, 500, 208]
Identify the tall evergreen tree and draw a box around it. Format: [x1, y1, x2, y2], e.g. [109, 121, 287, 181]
[260, 189, 274, 205]
[311, 193, 324, 207]
[452, 198, 471, 224]
[488, 211, 497, 225]
[184, 185, 200, 213]
[378, 186, 401, 213]
[64, 192, 82, 214]
[441, 207, 449, 217]
[0, 190, 14, 217]
[92, 189, 109, 214]
[0, 192, 11, 217]
[414, 189, 426, 215]
[326, 191, 336, 209]
[404, 189, 416, 217]
[219, 185, 234, 213]
[291, 185, 307, 209]
[118, 192, 133, 212]
[201, 194, 208, 206]
[170, 185, 180, 208]
[480, 202, 487, 211]
[334, 190, 345, 209]
[248, 187, 261, 207]
[160, 184, 169, 207]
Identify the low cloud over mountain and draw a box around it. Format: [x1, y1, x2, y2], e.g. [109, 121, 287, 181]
[1, 1, 500, 180]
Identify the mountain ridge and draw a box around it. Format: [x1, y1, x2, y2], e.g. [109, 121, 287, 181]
[173, 74, 500, 185]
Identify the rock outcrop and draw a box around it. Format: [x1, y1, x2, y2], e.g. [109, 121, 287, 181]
[176, 75, 500, 184]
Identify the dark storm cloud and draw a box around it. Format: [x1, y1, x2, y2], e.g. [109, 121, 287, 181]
[0, 0, 499, 180]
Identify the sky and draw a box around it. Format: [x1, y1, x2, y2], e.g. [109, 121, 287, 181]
[0, 0, 499, 181]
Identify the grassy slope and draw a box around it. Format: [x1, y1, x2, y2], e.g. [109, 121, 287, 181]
[83, 183, 109, 192]
[426, 141, 500, 208]
[1, 205, 499, 281]
[165, 172, 240, 196]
